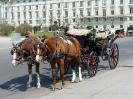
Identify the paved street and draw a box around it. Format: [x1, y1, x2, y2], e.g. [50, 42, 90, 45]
[0, 36, 133, 99]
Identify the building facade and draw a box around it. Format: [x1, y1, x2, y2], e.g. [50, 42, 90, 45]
[0, 0, 133, 29]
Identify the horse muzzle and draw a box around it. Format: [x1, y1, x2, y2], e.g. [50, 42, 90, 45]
[12, 60, 19, 67]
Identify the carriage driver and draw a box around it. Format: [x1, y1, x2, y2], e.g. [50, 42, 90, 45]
[25, 29, 31, 39]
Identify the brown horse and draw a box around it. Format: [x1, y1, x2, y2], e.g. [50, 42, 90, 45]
[35, 35, 82, 90]
[10, 37, 41, 88]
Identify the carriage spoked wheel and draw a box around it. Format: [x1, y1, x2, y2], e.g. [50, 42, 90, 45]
[87, 52, 99, 77]
[109, 43, 119, 70]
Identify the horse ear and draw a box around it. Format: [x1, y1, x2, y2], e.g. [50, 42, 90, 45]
[12, 42, 15, 46]
[42, 35, 46, 38]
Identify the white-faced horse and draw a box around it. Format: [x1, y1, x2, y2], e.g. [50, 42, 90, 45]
[10, 37, 41, 88]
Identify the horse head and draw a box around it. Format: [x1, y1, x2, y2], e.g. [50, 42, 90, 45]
[35, 36, 47, 63]
[10, 42, 23, 67]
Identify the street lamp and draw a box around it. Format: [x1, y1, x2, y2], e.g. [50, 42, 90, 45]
[111, 17, 114, 28]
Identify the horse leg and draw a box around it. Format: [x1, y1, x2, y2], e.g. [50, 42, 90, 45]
[50, 63, 56, 90]
[36, 63, 41, 88]
[58, 60, 65, 89]
[78, 58, 82, 82]
[70, 62, 76, 83]
[27, 64, 32, 88]
[57, 63, 60, 79]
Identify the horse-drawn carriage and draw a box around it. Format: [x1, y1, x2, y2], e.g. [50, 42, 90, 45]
[10, 29, 119, 90]
[66, 29, 119, 77]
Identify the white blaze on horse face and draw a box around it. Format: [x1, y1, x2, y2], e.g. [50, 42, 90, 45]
[36, 45, 40, 62]
[12, 52, 18, 67]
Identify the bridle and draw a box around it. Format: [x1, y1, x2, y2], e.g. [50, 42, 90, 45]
[35, 40, 47, 56]
[11, 43, 23, 61]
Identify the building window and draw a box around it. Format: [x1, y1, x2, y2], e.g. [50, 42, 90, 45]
[65, 11, 68, 17]
[111, 25, 114, 28]
[72, 2, 75, 7]
[103, 18, 106, 21]
[80, 19, 83, 22]
[95, 0, 98, 6]
[43, 11, 46, 18]
[96, 25, 98, 28]
[120, 0, 123, 4]
[50, 4, 52, 9]
[17, 6, 19, 11]
[49, 10, 53, 17]
[23, 6, 26, 10]
[95, 9, 98, 15]
[120, 17, 123, 21]
[64, 2, 68, 8]
[88, 18, 90, 22]
[29, 11, 32, 19]
[36, 11, 39, 18]
[17, 12, 20, 19]
[80, 9, 83, 16]
[4, 12, 7, 19]
[129, 7, 133, 14]
[129, 17, 132, 20]
[103, 0, 106, 5]
[43, 5, 45, 9]
[23, 12, 26, 19]
[11, 12, 14, 20]
[80, 1, 83, 7]
[111, 0, 114, 5]
[58, 3, 60, 8]
[29, 0, 31, 2]
[103, 9, 106, 16]
[120, 25, 123, 28]
[35, 5, 38, 10]
[87, 9, 91, 16]
[23, 0, 25, 2]
[120, 7, 123, 14]
[87, 1, 90, 6]
[29, 20, 32, 24]
[73, 19, 75, 22]
[29, 5, 31, 10]
[73, 10, 75, 17]
[129, 0, 133, 4]
[95, 18, 98, 21]
[17, 1, 19, 3]
[111, 9, 114, 15]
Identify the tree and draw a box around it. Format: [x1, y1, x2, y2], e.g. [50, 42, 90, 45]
[0, 23, 13, 36]
[15, 23, 32, 36]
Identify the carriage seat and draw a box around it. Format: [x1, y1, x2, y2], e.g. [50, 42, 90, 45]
[66, 29, 90, 36]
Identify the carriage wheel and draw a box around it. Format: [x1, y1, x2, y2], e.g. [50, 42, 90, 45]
[87, 52, 99, 77]
[109, 43, 119, 69]
[64, 63, 70, 75]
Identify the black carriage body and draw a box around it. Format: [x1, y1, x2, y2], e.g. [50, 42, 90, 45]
[75, 35, 110, 56]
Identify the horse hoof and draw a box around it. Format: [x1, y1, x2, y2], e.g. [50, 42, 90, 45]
[26, 84, 31, 88]
[79, 80, 82, 82]
[51, 88, 55, 91]
[70, 80, 76, 83]
[61, 86, 65, 89]
[36, 84, 41, 88]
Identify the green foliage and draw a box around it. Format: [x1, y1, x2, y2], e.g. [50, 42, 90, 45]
[0, 23, 13, 36]
[15, 23, 32, 36]
[33, 26, 41, 33]
[86, 25, 92, 29]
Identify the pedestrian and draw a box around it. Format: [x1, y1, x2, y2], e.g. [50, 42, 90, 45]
[25, 29, 31, 39]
